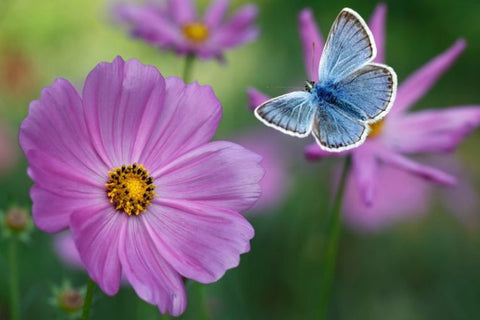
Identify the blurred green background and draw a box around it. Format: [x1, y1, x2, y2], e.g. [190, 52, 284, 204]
[0, 0, 479, 319]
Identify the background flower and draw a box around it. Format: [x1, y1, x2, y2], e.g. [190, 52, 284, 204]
[20, 57, 263, 316]
[114, 0, 259, 61]
[300, 4, 480, 230]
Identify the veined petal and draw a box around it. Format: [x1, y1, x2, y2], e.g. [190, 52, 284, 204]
[82, 57, 166, 167]
[167, 0, 196, 24]
[298, 8, 324, 81]
[70, 205, 125, 295]
[19, 78, 108, 178]
[139, 77, 222, 172]
[145, 199, 254, 283]
[119, 216, 187, 316]
[368, 3, 387, 63]
[247, 87, 270, 112]
[391, 106, 480, 154]
[204, 0, 230, 29]
[378, 149, 457, 185]
[153, 141, 263, 212]
[392, 39, 466, 114]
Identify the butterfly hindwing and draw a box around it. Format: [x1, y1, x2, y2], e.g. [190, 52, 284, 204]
[335, 63, 397, 121]
[312, 101, 368, 151]
[318, 8, 376, 83]
[254, 91, 316, 137]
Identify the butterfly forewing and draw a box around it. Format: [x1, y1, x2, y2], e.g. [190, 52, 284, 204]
[318, 8, 376, 83]
[334, 63, 397, 121]
[312, 101, 368, 151]
[254, 91, 315, 137]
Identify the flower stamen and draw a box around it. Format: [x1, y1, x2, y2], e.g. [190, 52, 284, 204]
[182, 22, 209, 42]
[105, 163, 156, 216]
[368, 118, 385, 138]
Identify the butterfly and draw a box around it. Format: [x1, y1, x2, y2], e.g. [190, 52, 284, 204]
[254, 8, 397, 152]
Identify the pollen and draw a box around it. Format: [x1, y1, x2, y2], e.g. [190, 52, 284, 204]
[105, 163, 156, 216]
[368, 118, 385, 138]
[182, 22, 209, 42]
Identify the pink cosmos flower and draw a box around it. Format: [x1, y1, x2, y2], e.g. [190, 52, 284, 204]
[54, 231, 84, 270]
[302, 4, 480, 213]
[114, 0, 259, 61]
[20, 57, 263, 316]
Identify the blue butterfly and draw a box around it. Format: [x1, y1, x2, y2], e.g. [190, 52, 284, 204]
[254, 8, 397, 152]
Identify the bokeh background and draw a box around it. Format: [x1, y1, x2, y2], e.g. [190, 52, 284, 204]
[0, 0, 479, 319]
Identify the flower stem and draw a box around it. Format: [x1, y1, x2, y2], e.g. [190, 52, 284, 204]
[81, 278, 96, 320]
[8, 238, 19, 320]
[182, 54, 195, 83]
[318, 155, 351, 319]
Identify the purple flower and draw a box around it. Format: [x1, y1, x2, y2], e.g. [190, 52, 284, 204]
[114, 0, 259, 61]
[20, 57, 263, 316]
[303, 4, 480, 203]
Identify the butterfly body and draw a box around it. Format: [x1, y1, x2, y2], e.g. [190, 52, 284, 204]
[254, 8, 397, 152]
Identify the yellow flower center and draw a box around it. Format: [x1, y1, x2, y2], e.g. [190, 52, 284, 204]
[105, 163, 156, 216]
[368, 118, 385, 138]
[182, 22, 209, 42]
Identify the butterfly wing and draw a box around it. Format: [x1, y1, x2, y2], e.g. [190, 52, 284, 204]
[318, 8, 376, 83]
[254, 91, 316, 137]
[335, 63, 397, 121]
[312, 100, 369, 152]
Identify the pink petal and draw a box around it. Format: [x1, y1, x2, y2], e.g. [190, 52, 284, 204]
[343, 164, 431, 232]
[304, 142, 351, 161]
[392, 39, 466, 114]
[378, 149, 457, 185]
[210, 4, 259, 48]
[70, 205, 125, 295]
[139, 77, 222, 172]
[298, 9, 324, 81]
[153, 141, 263, 212]
[233, 131, 289, 212]
[391, 106, 480, 154]
[145, 198, 254, 283]
[167, 0, 196, 24]
[351, 143, 379, 206]
[204, 0, 230, 29]
[119, 216, 187, 316]
[247, 87, 270, 112]
[368, 3, 387, 63]
[82, 57, 167, 167]
[27, 150, 105, 233]
[19, 78, 109, 177]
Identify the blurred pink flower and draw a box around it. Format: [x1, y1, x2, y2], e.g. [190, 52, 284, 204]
[248, 4, 480, 230]
[20, 57, 263, 316]
[114, 0, 259, 61]
[54, 231, 84, 270]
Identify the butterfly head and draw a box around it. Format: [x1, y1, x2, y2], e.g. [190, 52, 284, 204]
[304, 80, 315, 92]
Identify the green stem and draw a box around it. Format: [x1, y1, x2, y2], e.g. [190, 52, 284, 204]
[8, 238, 19, 320]
[182, 54, 195, 83]
[318, 156, 352, 319]
[81, 278, 96, 320]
